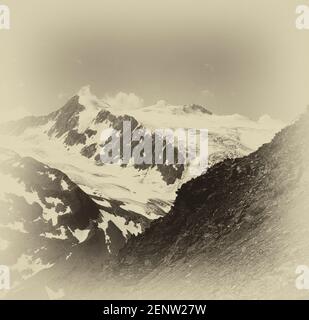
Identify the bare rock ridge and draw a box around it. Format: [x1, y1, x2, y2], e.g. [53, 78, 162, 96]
[183, 104, 212, 115]
[118, 109, 309, 290]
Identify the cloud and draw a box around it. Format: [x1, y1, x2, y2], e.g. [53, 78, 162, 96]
[105, 92, 144, 110]
[152, 100, 167, 108]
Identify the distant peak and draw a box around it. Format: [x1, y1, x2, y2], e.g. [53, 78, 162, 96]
[183, 104, 212, 115]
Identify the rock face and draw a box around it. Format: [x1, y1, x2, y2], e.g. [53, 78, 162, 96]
[0, 148, 125, 289]
[183, 104, 212, 115]
[117, 110, 309, 299]
[1, 95, 183, 185]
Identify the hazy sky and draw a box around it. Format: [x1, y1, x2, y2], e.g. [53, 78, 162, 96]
[0, 0, 309, 122]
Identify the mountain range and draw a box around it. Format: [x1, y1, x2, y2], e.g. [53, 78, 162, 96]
[0, 87, 286, 298]
[116, 108, 309, 299]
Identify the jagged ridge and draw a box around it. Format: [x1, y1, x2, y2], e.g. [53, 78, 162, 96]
[118, 110, 309, 288]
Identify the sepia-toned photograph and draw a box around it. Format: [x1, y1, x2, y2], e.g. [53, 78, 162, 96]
[1, 0, 309, 310]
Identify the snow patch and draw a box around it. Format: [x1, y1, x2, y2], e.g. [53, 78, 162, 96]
[69, 227, 90, 243]
[99, 210, 142, 238]
[60, 179, 69, 191]
[41, 226, 68, 240]
[12, 254, 54, 280]
[47, 173, 57, 181]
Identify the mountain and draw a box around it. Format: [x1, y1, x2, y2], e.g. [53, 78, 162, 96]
[0, 88, 183, 183]
[0, 87, 283, 256]
[0, 87, 287, 299]
[116, 109, 309, 299]
[0, 148, 126, 296]
[0, 89, 179, 240]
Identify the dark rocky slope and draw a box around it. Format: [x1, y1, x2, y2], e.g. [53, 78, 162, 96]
[115, 110, 309, 299]
[0, 149, 125, 292]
